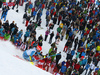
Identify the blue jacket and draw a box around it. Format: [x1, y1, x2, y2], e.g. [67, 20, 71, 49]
[81, 52, 86, 57]
[96, 1, 100, 5]
[82, 59, 87, 65]
[85, 64, 90, 70]
[18, 31, 23, 38]
[69, 10, 72, 14]
[61, 65, 67, 73]
[73, 28, 78, 32]
[24, 30, 30, 37]
[69, 31, 73, 37]
[71, 50, 75, 56]
[33, 11, 37, 16]
[95, 68, 99, 71]
[13, 35, 19, 43]
[96, 31, 100, 37]
[0, 31, 5, 37]
[38, 3, 42, 8]
[95, 11, 98, 16]
[0, 27, 4, 33]
[46, 10, 49, 16]
[40, 12, 42, 17]
[87, 43, 92, 47]
[29, 4, 33, 9]
[50, 6, 54, 10]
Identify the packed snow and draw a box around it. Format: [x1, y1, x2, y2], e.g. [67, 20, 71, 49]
[0, 40, 52, 75]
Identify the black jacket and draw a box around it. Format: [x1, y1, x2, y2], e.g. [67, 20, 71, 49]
[79, 67, 84, 74]
[10, 23, 15, 30]
[50, 32, 54, 39]
[27, 25, 32, 31]
[26, 16, 30, 21]
[23, 13, 27, 18]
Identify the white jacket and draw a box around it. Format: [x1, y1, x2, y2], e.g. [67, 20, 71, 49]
[90, 63, 95, 70]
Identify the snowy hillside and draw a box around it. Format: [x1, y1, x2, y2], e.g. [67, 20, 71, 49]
[0, 40, 51, 75]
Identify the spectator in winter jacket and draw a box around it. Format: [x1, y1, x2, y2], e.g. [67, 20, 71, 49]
[12, 0, 20, 9]
[36, 10, 42, 22]
[13, 33, 20, 43]
[84, 63, 90, 75]
[31, 7, 35, 17]
[46, 9, 49, 19]
[24, 30, 30, 42]
[38, 40, 43, 46]
[4, 31, 10, 40]
[49, 31, 54, 44]
[53, 16, 57, 25]
[46, 15, 51, 27]
[0, 29, 5, 39]
[63, 40, 72, 52]
[44, 29, 49, 41]
[18, 29, 23, 39]
[71, 49, 75, 58]
[33, 10, 37, 20]
[10, 21, 15, 32]
[94, 70, 98, 75]
[82, 58, 87, 67]
[28, 3, 33, 14]
[56, 52, 61, 65]
[93, 57, 99, 66]
[25, 15, 31, 26]
[79, 66, 84, 75]
[23, 12, 27, 24]
[81, 51, 86, 58]
[74, 63, 80, 71]
[24, 1, 29, 12]
[38, 34, 43, 42]
[98, 69, 100, 75]
[60, 63, 67, 74]
[4, 20, 9, 33]
[57, 15, 62, 25]
[26, 24, 33, 31]
[88, 63, 95, 75]
[0, 26, 4, 33]
[57, 26, 62, 33]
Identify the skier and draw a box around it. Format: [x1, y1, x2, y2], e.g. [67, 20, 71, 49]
[23, 47, 36, 61]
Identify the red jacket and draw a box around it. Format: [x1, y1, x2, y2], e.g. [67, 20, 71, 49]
[53, 11, 56, 16]
[42, 4, 45, 9]
[95, 52, 99, 57]
[74, 64, 80, 71]
[32, 8, 35, 12]
[66, 61, 70, 68]
[94, 71, 98, 75]
[58, 15, 62, 21]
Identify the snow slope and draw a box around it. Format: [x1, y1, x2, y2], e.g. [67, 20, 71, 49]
[0, 40, 51, 75]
